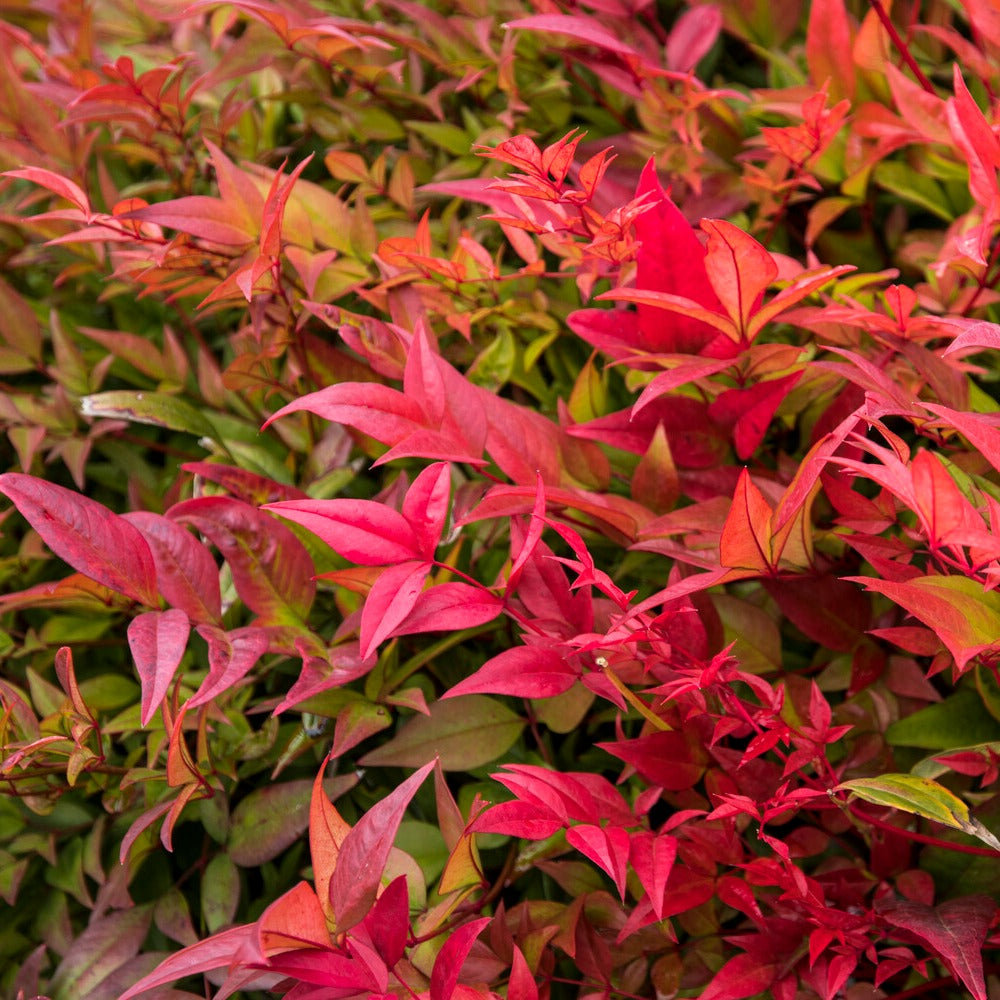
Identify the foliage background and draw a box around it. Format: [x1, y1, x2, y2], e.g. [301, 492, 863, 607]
[2, 0, 1000, 997]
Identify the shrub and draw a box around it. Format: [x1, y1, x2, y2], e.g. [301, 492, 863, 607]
[2, 0, 1000, 998]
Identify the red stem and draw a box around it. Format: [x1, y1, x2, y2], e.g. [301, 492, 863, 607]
[868, 0, 935, 94]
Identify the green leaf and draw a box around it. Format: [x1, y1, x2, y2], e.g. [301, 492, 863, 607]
[838, 774, 1000, 850]
[359, 695, 525, 770]
[873, 161, 955, 221]
[202, 852, 240, 932]
[886, 687, 1000, 750]
[405, 121, 472, 156]
[81, 390, 219, 440]
[228, 775, 356, 866]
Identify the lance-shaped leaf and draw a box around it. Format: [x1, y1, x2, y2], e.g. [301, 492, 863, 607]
[170, 496, 315, 624]
[845, 574, 1000, 672]
[118, 925, 257, 1000]
[360, 696, 525, 770]
[838, 774, 1000, 850]
[566, 823, 630, 899]
[329, 759, 434, 932]
[877, 896, 996, 1000]
[444, 646, 580, 700]
[359, 560, 432, 659]
[257, 882, 332, 956]
[629, 831, 678, 921]
[189, 625, 270, 708]
[429, 916, 491, 1000]
[128, 609, 191, 725]
[701, 218, 777, 340]
[125, 512, 222, 624]
[0, 473, 157, 606]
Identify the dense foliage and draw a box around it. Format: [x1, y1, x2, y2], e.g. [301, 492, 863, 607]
[3, 0, 1000, 997]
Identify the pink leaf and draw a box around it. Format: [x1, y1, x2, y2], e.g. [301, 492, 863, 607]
[942, 320, 1000, 356]
[123, 195, 256, 245]
[189, 625, 270, 707]
[503, 14, 639, 58]
[359, 560, 432, 659]
[330, 760, 434, 932]
[265, 497, 422, 565]
[169, 496, 315, 623]
[508, 945, 539, 1000]
[360, 874, 410, 968]
[444, 646, 579, 699]
[666, 5, 722, 72]
[391, 583, 503, 638]
[878, 896, 995, 1000]
[117, 925, 256, 999]
[0, 473, 157, 606]
[125, 511, 222, 624]
[698, 951, 777, 1000]
[565, 824, 631, 899]
[4, 167, 90, 213]
[128, 609, 191, 725]
[429, 916, 491, 1000]
[401, 461, 451, 557]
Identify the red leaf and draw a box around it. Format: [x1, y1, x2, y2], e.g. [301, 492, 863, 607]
[125, 511, 222, 624]
[878, 896, 995, 1000]
[444, 646, 579, 699]
[429, 916, 491, 1000]
[565, 824, 630, 899]
[401, 461, 451, 557]
[189, 625, 270, 707]
[708, 372, 802, 460]
[629, 831, 677, 920]
[508, 945, 539, 1000]
[698, 951, 777, 1000]
[719, 469, 774, 574]
[805, 0, 855, 100]
[330, 760, 434, 932]
[123, 195, 256, 245]
[116, 926, 256, 1000]
[169, 496, 315, 624]
[631, 159, 730, 355]
[471, 799, 564, 840]
[392, 583, 503, 637]
[0, 473, 157, 606]
[598, 730, 707, 791]
[128, 609, 191, 725]
[258, 881, 332, 955]
[503, 14, 639, 58]
[359, 560, 432, 659]
[264, 497, 423, 565]
[4, 167, 90, 213]
[360, 875, 409, 968]
[700, 219, 777, 341]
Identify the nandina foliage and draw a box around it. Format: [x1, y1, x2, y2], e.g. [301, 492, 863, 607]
[3, 0, 1000, 998]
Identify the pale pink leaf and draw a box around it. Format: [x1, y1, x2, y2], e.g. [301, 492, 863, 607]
[128, 609, 191, 725]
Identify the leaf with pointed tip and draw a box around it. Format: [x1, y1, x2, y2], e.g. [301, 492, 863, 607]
[565, 824, 630, 899]
[444, 646, 579, 700]
[117, 926, 256, 1000]
[845, 574, 1000, 672]
[170, 496, 315, 624]
[838, 774, 1000, 850]
[429, 916, 491, 1000]
[128, 609, 191, 725]
[258, 882, 332, 956]
[391, 583, 503, 638]
[701, 219, 777, 340]
[360, 696, 525, 770]
[719, 469, 774, 575]
[330, 760, 434, 932]
[125, 512, 222, 624]
[0, 473, 157, 606]
[877, 896, 995, 1000]
[360, 560, 432, 659]
[189, 625, 270, 708]
[360, 875, 409, 968]
[265, 497, 423, 565]
[629, 831, 677, 920]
